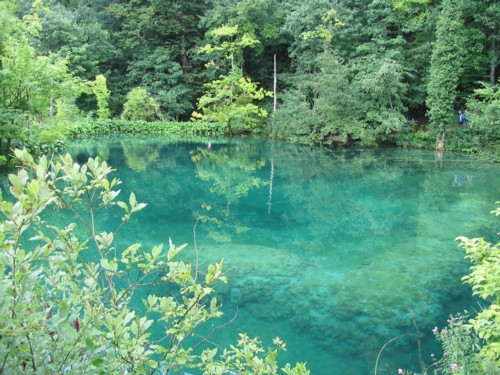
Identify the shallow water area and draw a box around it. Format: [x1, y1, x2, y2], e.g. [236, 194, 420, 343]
[63, 136, 499, 374]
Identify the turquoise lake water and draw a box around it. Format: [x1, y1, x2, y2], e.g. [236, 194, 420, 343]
[65, 136, 498, 374]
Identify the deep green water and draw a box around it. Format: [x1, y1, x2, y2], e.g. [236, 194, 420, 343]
[66, 136, 498, 374]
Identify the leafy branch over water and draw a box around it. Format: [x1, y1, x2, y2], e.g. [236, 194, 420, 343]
[0, 149, 309, 374]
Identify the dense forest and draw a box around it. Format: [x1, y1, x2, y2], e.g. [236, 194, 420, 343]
[0, 0, 499, 154]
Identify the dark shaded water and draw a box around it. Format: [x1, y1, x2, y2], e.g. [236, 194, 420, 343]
[65, 136, 498, 374]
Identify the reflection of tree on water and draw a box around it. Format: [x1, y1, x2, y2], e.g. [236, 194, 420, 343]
[121, 142, 163, 171]
[74, 144, 111, 164]
[191, 141, 268, 242]
[265, 148, 412, 252]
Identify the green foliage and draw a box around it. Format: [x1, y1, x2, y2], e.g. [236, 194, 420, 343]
[81, 75, 111, 120]
[0, 148, 309, 374]
[199, 334, 310, 375]
[194, 23, 272, 134]
[466, 83, 500, 158]
[3, 0, 497, 150]
[281, 1, 344, 74]
[273, 51, 371, 145]
[0, 110, 24, 142]
[121, 87, 162, 122]
[432, 313, 483, 375]
[14, 120, 226, 160]
[395, 129, 436, 149]
[352, 53, 409, 135]
[69, 120, 226, 138]
[200, 24, 260, 71]
[393, 0, 432, 17]
[17, 123, 70, 156]
[0, 0, 78, 121]
[126, 48, 193, 120]
[456, 209, 500, 364]
[193, 69, 272, 134]
[0, 155, 7, 169]
[271, 90, 321, 144]
[35, 3, 114, 81]
[105, 0, 154, 52]
[300, 9, 344, 43]
[428, 204, 500, 375]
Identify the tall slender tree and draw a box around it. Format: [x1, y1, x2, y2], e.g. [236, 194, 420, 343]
[426, 0, 467, 134]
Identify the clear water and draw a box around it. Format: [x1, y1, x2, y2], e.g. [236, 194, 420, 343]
[63, 136, 498, 373]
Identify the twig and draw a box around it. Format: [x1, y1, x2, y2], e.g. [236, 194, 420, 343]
[191, 306, 239, 351]
[411, 309, 427, 375]
[374, 334, 413, 375]
[193, 219, 200, 282]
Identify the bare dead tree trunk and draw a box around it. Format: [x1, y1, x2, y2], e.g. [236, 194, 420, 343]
[273, 54, 277, 113]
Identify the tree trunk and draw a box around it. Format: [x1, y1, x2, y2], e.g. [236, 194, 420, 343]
[273, 54, 277, 113]
[436, 131, 445, 153]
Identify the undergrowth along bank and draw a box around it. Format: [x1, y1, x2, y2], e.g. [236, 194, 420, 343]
[16, 120, 226, 158]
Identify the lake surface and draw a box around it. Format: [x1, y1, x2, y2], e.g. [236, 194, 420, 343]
[66, 136, 498, 374]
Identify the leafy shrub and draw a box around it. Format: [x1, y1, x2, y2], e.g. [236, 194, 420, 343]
[69, 120, 227, 138]
[395, 129, 435, 149]
[17, 124, 71, 156]
[432, 313, 483, 374]
[430, 203, 500, 375]
[121, 87, 162, 122]
[456, 206, 500, 366]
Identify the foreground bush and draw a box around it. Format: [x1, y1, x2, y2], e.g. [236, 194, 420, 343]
[430, 204, 499, 375]
[0, 149, 308, 374]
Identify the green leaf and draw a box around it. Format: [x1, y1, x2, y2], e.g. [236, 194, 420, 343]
[59, 300, 70, 317]
[117, 201, 129, 213]
[85, 338, 95, 348]
[146, 360, 158, 369]
[91, 358, 104, 367]
[129, 192, 137, 208]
